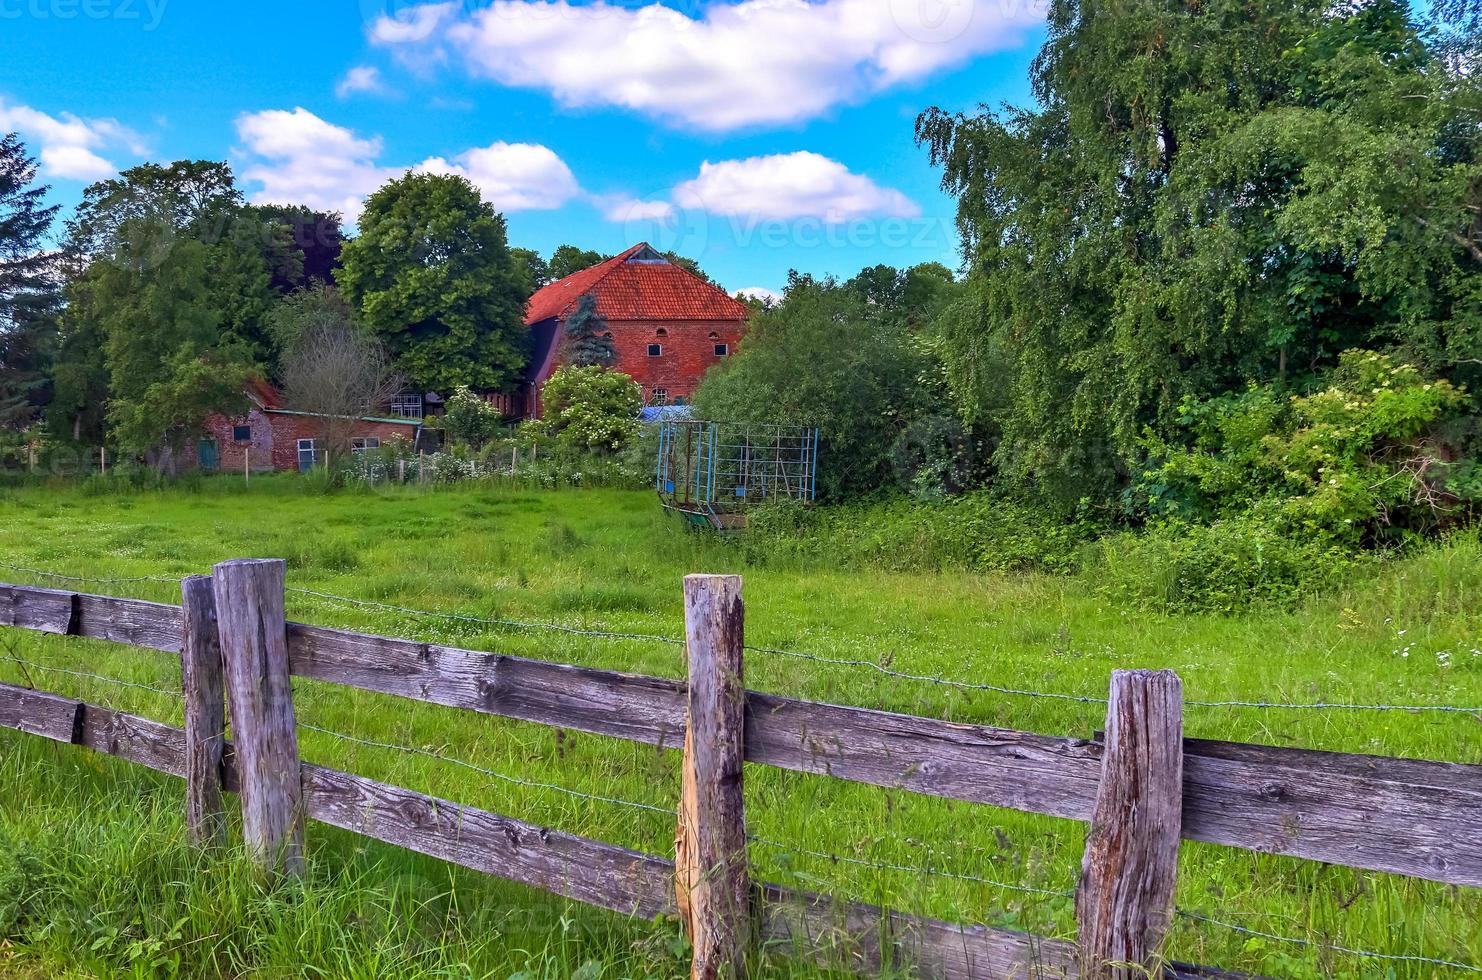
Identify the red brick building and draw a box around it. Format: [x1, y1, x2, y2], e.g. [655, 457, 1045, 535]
[200, 379, 422, 473]
[519, 243, 749, 417]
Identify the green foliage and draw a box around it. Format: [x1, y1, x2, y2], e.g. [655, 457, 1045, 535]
[442, 385, 503, 449]
[0, 134, 61, 429]
[1138, 351, 1467, 546]
[918, 0, 1482, 503]
[693, 273, 940, 499]
[547, 244, 607, 281]
[534, 365, 641, 452]
[264, 282, 359, 374]
[562, 292, 616, 368]
[337, 172, 528, 392]
[1097, 517, 1365, 615]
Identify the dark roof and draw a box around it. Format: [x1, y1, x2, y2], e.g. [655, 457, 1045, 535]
[524, 243, 749, 325]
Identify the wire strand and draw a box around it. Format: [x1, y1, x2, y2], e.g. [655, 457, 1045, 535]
[0, 656, 181, 699]
[298, 721, 673, 816]
[0, 560, 181, 586]
[1176, 910, 1482, 973]
[748, 835, 1076, 899]
[286, 587, 687, 647]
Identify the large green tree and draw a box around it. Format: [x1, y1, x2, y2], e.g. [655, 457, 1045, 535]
[54, 161, 260, 462]
[0, 134, 60, 428]
[693, 272, 935, 499]
[338, 172, 528, 392]
[918, 0, 1482, 504]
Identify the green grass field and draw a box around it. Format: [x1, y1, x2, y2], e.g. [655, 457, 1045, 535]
[0, 477, 1479, 978]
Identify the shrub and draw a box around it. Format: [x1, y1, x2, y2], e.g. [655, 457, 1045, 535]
[534, 366, 641, 453]
[1096, 517, 1366, 614]
[442, 385, 503, 449]
[1137, 351, 1467, 547]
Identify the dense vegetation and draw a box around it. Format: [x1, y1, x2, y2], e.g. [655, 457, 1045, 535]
[1, 482, 1480, 978]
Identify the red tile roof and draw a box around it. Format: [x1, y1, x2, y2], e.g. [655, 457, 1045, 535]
[524, 243, 749, 325]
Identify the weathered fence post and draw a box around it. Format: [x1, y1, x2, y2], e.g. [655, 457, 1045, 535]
[676, 575, 749, 980]
[181, 575, 226, 848]
[213, 558, 304, 876]
[1076, 669, 1184, 979]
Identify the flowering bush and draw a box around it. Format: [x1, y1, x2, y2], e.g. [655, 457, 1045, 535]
[533, 365, 642, 453]
[1136, 351, 1467, 546]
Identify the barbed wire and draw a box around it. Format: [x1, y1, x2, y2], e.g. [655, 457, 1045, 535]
[747, 835, 1075, 899]
[286, 587, 688, 647]
[297, 721, 673, 816]
[0, 655, 182, 699]
[0, 560, 181, 586]
[5, 562, 1482, 715]
[1176, 910, 1482, 974]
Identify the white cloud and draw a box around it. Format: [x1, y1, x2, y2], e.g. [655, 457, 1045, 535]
[737, 286, 781, 305]
[371, 0, 1042, 131]
[235, 107, 582, 221]
[593, 193, 676, 222]
[235, 108, 394, 220]
[673, 151, 918, 222]
[0, 96, 145, 181]
[415, 141, 580, 211]
[336, 65, 387, 98]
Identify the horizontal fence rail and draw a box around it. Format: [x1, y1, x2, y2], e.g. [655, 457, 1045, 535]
[5, 581, 1480, 889]
[0, 682, 1244, 980]
[2, 572, 1480, 978]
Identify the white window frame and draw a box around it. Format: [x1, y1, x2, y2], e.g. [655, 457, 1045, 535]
[390, 393, 424, 419]
[351, 437, 381, 454]
[297, 438, 318, 469]
[714, 343, 730, 357]
[647, 343, 663, 357]
[650, 387, 668, 405]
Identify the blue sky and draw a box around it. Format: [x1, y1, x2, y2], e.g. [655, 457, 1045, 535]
[0, 0, 1043, 297]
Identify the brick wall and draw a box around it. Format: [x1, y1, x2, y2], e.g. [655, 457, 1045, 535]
[202, 410, 419, 472]
[599, 317, 746, 405]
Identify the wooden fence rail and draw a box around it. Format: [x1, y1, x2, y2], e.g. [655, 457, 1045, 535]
[2, 568, 1480, 978]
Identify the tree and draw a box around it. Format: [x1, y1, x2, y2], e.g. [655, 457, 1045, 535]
[248, 204, 343, 291]
[563, 292, 615, 367]
[55, 161, 265, 463]
[279, 322, 403, 460]
[548, 244, 608, 281]
[264, 282, 359, 373]
[536, 365, 641, 452]
[693, 273, 937, 499]
[338, 172, 528, 392]
[0, 134, 60, 428]
[511, 247, 550, 293]
[917, 0, 1482, 505]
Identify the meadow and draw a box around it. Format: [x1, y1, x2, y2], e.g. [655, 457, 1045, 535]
[0, 476, 1480, 978]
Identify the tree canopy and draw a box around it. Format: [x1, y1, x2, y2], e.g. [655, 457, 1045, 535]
[917, 0, 1482, 504]
[337, 172, 528, 393]
[0, 134, 60, 428]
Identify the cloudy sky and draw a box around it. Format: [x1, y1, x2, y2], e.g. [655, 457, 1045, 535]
[1, 0, 1043, 296]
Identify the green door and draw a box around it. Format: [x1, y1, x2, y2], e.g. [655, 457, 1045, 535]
[198, 438, 219, 473]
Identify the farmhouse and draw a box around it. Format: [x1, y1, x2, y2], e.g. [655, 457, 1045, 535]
[518, 243, 749, 417]
[200, 378, 421, 473]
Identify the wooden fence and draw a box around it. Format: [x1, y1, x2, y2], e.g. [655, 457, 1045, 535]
[1, 561, 1480, 979]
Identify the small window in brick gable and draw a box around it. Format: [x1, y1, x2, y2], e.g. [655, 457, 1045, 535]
[648, 343, 663, 357]
[232, 425, 252, 443]
[714, 343, 729, 357]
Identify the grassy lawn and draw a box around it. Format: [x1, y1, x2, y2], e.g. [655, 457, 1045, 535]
[0, 476, 1479, 978]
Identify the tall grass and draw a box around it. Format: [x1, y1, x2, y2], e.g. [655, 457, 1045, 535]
[0, 476, 1479, 978]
